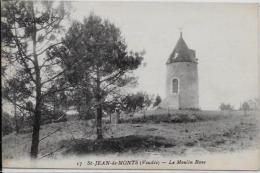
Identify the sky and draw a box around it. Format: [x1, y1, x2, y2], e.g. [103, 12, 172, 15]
[70, 1, 258, 110]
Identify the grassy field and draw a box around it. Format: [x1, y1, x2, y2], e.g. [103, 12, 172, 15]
[2, 110, 259, 160]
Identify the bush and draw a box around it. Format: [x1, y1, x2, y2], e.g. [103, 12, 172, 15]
[120, 113, 199, 124]
[78, 111, 95, 120]
[19, 127, 33, 134]
[219, 103, 234, 111]
[77, 105, 96, 120]
[62, 135, 175, 155]
[41, 109, 67, 125]
[2, 112, 14, 136]
[162, 114, 198, 123]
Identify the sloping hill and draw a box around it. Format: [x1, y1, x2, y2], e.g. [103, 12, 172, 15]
[2, 110, 259, 160]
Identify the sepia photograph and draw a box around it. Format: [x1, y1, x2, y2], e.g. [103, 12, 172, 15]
[1, 0, 260, 171]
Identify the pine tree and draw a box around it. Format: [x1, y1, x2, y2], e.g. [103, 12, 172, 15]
[51, 14, 144, 139]
[2, 0, 70, 158]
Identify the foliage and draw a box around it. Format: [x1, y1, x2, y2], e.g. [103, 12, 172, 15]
[219, 103, 234, 111]
[68, 87, 96, 120]
[43, 84, 69, 111]
[2, 0, 70, 158]
[239, 99, 259, 111]
[122, 92, 153, 113]
[120, 113, 199, 124]
[240, 102, 250, 111]
[41, 108, 67, 124]
[153, 95, 162, 107]
[2, 77, 33, 133]
[2, 112, 14, 136]
[50, 14, 144, 139]
[63, 135, 174, 155]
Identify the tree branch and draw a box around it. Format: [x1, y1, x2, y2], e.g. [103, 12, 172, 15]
[36, 17, 62, 32]
[36, 41, 63, 57]
[4, 95, 34, 113]
[101, 69, 124, 83]
[41, 85, 71, 98]
[13, 27, 36, 84]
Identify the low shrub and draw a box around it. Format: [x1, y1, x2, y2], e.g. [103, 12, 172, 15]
[41, 110, 67, 125]
[19, 127, 33, 134]
[121, 113, 200, 124]
[2, 112, 14, 136]
[62, 135, 175, 155]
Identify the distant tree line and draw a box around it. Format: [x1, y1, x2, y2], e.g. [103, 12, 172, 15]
[219, 98, 259, 111]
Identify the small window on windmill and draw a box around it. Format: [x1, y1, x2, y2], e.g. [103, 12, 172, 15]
[172, 78, 178, 93]
[174, 52, 178, 59]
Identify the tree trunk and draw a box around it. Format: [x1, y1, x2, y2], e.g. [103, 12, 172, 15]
[14, 93, 19, 134]
[30, 98, 41, 158]
[95, 68, 103, 140]
[30, 64, 42, 158]
[30, 70, 42, 158]
[30, 7, 42, 158]
[96, 99, 103, 140]
[30, 63, 42, 158]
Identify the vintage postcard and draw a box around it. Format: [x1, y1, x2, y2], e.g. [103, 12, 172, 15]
[1, 0, 260, 171]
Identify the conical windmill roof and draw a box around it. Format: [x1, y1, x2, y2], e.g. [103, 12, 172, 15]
[167, 32, 197, 64]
